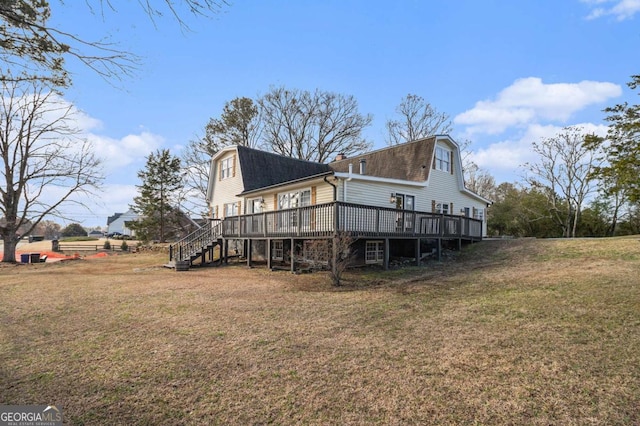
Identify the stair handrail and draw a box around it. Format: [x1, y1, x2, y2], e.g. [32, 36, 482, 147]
[169, 219, 222, 262]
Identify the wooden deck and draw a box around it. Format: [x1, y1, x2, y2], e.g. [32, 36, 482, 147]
[170, 202, 483, 264]
[221, 201, 483, 239]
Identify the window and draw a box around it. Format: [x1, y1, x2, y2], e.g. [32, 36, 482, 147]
[365, 241, 384, 264]
[393, 194, 415, 210]
[474, 208, 484, 221]
[435, 147, 451, 173]
[278, 189, 311, 209]
[273, 240, 284, 261]
[224, 202, 238, 217]
[278, 189, 312, 228]
[220, 157, 233, 180]
[248, 198, 263, 214]
[405, 195, 415, 211]
[436, 202, 449, 215]
[394, 193, 415, 231]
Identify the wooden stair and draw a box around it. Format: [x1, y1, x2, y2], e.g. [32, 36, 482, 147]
[169, 220, 223, 268]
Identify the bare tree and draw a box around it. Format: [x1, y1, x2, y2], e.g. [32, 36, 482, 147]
[464, 163, 496, 199]
[1, 0, 229, 87]
[0, 80, 103, 262]
[329, 232, 356, 286]
[386, 94, 452, 145]
[523, 126, 600, 238]
[179, 135, 215, 218]
[454, 137, 495, 199]
[258, 86, 372, 163]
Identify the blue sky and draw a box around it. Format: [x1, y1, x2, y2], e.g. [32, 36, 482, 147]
[46, 0, 640, 227]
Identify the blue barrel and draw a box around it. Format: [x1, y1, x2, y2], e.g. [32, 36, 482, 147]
[20, 253, 30, 263]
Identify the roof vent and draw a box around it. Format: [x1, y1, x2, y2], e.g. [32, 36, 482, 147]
[359, 159, 366, 175]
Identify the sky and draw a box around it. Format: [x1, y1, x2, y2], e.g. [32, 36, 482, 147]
[39, 0, 640, 227]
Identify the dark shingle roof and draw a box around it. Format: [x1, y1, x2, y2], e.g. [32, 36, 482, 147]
[237, 146, 331, 193]
[107, 213, 123, 226]
[328, 136, 437, 182]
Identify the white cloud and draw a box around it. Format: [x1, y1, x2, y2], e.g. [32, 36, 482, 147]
[582, 0, 640, 20]
[88, 131, 164, 173]
[454, 77, 621, 135]
[469, 122, 609, 183]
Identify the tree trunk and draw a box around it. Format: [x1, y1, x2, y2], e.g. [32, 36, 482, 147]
[2, 236, 18, 263]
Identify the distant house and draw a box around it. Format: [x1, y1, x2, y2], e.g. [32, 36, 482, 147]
[107, 209, 138, 236]
[171, 135, 492, 270]
[88, 230, 105, 238]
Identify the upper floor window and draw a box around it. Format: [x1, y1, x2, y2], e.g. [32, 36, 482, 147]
[435, 147, 451, 173]
[220, 157, 234, 180]
[474, 208, 484, 221]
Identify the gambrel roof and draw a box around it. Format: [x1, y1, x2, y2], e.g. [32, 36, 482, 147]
[328, 136, 437, 182]
[209, 136, 490, 205]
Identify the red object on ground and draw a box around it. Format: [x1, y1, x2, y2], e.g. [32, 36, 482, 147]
[1, 250, 114, 262]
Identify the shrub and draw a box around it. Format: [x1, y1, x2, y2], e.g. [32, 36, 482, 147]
[121, 240, 128, 252]
[61, 223, 88, 237]
[103, 240, 111, 250]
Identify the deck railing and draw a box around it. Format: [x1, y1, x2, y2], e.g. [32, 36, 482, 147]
[169, 220, 223, 262]
[221, 202, 483, 240]
[169, 202, 483, 263]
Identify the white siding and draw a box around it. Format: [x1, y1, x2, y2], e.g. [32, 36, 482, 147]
[340, 139, 489, 236]
[344, 180, 424, 210]
[107, 210, 138, 236]
[210, 151, 244, 218]
[243, 178, 335, 212]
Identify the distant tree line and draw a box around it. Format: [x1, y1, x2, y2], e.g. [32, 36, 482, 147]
[487, 75, 640, 238]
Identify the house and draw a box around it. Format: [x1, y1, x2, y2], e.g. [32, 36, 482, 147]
[106, 209, 138, 237]
[88, 230, 105, 238]
[171, 135, 491, 271]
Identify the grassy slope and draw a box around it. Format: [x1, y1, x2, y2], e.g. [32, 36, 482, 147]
[0, 238, 638, 424]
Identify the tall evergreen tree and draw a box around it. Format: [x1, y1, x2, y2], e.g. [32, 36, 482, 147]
[130, 149, 183, 242]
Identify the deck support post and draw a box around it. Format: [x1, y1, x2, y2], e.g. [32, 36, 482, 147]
[383, 238, 390, 270]
[457, 238, 462, 251]
[267, 239, 272, 269]
[436, 238, 442, 262]
[223, 239, 229, 264]
[290, 238, 296, 273]
[331, 234, 338, 278]
[247, 239, 252, 268]
[415, 238, 421, 266]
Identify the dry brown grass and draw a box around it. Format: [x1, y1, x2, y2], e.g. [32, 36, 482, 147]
[1, 237, 639, 424]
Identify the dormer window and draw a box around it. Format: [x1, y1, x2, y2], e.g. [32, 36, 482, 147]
[435, 147, 451, 173]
